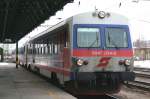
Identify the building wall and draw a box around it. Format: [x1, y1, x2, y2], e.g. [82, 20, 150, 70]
[134, 48, 150, 60]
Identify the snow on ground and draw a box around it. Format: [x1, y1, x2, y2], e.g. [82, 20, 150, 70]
[115, 85, 150, 99]
[134, 60, 150, 68]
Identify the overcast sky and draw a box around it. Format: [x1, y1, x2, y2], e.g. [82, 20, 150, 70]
[18, 0, 150, 47]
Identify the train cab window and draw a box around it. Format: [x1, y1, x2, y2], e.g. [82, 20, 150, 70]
[77, 28, 100, 47]
[105, 28, 128, 48]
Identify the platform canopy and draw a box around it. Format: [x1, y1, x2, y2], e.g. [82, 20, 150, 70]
[0, 0, 73, 43]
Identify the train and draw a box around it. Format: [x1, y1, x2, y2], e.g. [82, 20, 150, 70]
[16, 11, 135, 95]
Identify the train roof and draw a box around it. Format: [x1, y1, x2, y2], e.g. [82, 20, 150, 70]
[28, 11, 129, 43]
[29, 18, 71, 43]
[72, 11, 129, 25]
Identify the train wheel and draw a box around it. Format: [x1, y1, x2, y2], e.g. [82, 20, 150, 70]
[51, 72, 60, 85]
[22, 63, 24, 67]
[25, 64, 27, 69]
[34, 67, 40, 74]
[28, 64, 31, 71]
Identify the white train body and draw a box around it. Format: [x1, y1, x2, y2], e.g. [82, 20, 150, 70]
[18, 11, 135, 95]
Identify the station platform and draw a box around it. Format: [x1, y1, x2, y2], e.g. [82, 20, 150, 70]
[0, 63, 76, 99]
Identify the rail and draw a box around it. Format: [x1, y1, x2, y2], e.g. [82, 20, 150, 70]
[134, 67, 150, 72]
[125, 67, 150, 91]
[76, 94, 119, 99]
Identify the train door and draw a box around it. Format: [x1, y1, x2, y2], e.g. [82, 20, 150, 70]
[59, 27, 70, 84]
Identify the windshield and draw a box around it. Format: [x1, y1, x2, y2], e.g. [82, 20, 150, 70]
[105, 28, 128, 48]
[77, 28, 100, 48]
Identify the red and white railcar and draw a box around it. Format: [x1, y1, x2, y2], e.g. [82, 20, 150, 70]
[18, 11, 135, 95]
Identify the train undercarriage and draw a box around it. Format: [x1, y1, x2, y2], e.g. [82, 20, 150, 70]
[65, 72, 135, 95]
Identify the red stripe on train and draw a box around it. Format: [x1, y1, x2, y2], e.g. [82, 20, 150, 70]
[36, 64, 71, 76]
[73, 49, 133, 57]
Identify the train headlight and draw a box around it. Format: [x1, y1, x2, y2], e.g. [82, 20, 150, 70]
[98, 11, 105, 19]
[124, 59, 131, 66]
[77, 59, 84, 66]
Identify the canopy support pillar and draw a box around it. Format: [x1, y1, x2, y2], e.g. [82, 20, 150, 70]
[16, 42, 18, 69]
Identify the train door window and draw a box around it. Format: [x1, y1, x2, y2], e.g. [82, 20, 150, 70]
[44, 44, 47, 54]
[57, 33, 60, 54]
[42, 46, 44, 54]
[51, 43, 54, 55]
[45, 44, 48, 54]
[43, 44, 44, 54]
[54, 44, 58, 54]
[64, 29, 69, 48]
[47, 44, 50, 54]
[41, 44, 42, 54]
[34, 44, 36, 54]
[53, 43, 55, 54]
[57, 43, 60, 54]
[28, 44, 31, 54]
[36, 44, 38, 54]
[33, 44, 35, 55]
[43, 44, 45, 54]
[32, 44, 34, 54]
[41, 44, 43, 55]
[43, 45, 44, 54]
[39, 44, 40, 54]
[55, 35, 58, 54]
[77, 28, 100, 48]
[49, 42, 52, 54]
[105, 28, 128, 48]
[38, 44, 40, 54]
[59, 28, 69, 50]
[42, 44, 44, 55]
[37, 44, 39, 54]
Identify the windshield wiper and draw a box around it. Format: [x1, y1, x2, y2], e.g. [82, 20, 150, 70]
[88, 32, 99, 49]
[108, 32, 119, 49]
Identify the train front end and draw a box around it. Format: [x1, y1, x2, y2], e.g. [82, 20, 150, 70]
[67, 11, 135, 94]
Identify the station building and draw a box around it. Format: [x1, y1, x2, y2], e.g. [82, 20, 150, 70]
[133, 40, 150, 60]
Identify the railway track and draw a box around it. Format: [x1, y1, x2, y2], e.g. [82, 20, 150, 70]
[135, 72, 150, 78]
[134, 67, 150, 72]
[76, 94, 119, 99]
[125, 67, 150, 91]
[125, 81, 150, 91]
